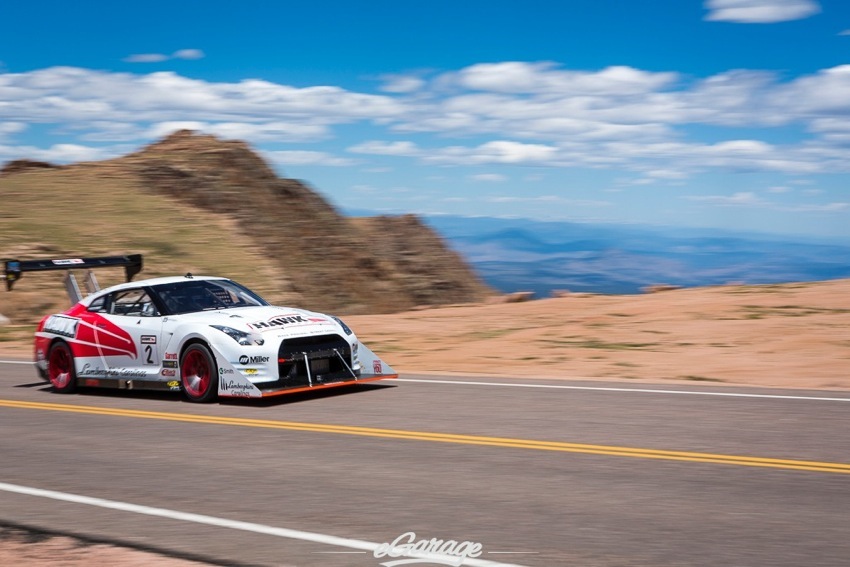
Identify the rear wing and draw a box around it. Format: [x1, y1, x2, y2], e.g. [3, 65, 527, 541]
[3, 254, 143, 303]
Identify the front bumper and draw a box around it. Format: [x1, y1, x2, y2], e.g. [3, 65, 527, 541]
[217, 334, 397, 398]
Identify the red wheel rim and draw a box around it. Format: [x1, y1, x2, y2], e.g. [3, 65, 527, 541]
[182, 349, 211, 397]
[49, 346, 72, 389]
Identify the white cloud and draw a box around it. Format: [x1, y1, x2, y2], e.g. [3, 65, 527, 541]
[348, 140, 420, 156]
[686, 191, 765, 205]
[704, 0, 821, 23]
[684, 192, 850, 215]
[425, 140, 558, 165]
[0, 142, 111, 163]
[378, 74, 425, 93]
[604, 138, 824, 175]
[0, 122, 26, 140]
[469, 173, 507, 182]
[450, 62, 677, 95]
[123, 53, 169, 63]
[471, 140, 557, 163]
[173, 49, 205, 60]
[5, 60, 850, 179]
[774, 66, 850, 117]
[264, 150, 356, 166]
[775, 201, 848, 212]
[0, 67, 404, 131]
[644, 169, 689, 180]
[146, 121, 329, 142]
[124, 49, 205, 63]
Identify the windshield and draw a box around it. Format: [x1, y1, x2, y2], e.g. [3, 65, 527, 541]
[152, 279, 269, 315]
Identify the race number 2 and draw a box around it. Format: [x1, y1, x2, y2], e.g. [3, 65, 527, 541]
[141, 336, 158, 365]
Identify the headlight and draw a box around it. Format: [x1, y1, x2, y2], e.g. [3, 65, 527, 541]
[331, 316, 353, 336]
[210, 325, 265, 346]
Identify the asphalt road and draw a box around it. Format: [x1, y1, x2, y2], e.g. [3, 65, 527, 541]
[1, 359, 849, 567]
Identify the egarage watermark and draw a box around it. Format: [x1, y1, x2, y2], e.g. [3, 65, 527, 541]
[312, 529, 537, 565]
[373, 531, 483, 566]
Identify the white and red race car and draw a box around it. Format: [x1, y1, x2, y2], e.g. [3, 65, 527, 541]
[5, 255, 396, 402]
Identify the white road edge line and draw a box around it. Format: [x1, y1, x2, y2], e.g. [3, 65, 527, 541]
[0, 481, 526, 567]
[396, 378, 850, 402]
[2, 358, 847, 401]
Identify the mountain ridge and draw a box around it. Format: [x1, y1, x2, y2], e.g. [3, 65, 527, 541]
[0, 131, 493, 325]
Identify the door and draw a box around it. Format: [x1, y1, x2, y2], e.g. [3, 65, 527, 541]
[77, 287, 164, 381]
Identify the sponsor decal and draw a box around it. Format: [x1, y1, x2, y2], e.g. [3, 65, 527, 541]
[161, 369, 176, 377]
[239, 355, 269, 365]
[162, 360, 178, 368]
[79, 363, 147, 378]
[248, 315, 313, 331]
[244, 368, 259, 375]
[220, 379, 256, 398]
[141, 335, 157, 344]
[165, 352, 178, 360]
[373, 532, 483, 567]
[373, 360, 383, 374]
[52, 258, 84, 265]
[43, 315, 79, 338]
[219, 368, 234, 375]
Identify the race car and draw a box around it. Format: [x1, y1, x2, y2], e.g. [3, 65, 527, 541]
[4, 254, 397, 402]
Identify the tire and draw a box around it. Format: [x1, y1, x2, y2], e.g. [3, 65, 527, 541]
[47, 341, 77, 394]
[180, 343, 218, 403]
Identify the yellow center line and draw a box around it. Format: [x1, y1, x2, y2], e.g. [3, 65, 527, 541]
[2, 398, 848, 474]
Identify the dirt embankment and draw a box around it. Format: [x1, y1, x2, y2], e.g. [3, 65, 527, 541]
[345, 278, 850, 390]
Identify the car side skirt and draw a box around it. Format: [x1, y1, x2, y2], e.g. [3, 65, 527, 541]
[73, 377, 182, 392]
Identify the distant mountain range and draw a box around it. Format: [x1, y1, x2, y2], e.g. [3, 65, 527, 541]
[418, 215, 850, 296]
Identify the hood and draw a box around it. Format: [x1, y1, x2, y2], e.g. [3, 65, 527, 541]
[174, 306, 344, 337]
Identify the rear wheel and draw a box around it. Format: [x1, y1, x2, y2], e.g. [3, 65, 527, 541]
[47, 342, 77, 393]
[180, 343, 218, 403]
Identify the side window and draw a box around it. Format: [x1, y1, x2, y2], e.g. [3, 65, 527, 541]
[108, 289, 160, 317]
[87, 295, 107, 313]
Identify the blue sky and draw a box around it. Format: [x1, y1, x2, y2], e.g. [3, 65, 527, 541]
[2, 0, 850, 239]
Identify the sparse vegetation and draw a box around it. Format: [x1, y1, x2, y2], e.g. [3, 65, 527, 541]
[722, 283, 815, 294]
[739, 305, 850, 319]
[678, 375, 725, 382]
[540, 338, 658, 350]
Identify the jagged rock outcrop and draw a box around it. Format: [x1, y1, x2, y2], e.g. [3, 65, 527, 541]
[351, 214, 490, 307]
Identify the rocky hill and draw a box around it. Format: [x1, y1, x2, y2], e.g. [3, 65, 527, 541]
[0, 131, 492, 321]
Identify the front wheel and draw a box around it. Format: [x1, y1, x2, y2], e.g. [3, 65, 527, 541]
[47, 341, 77, 394]
[180, 343, 218, 403]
